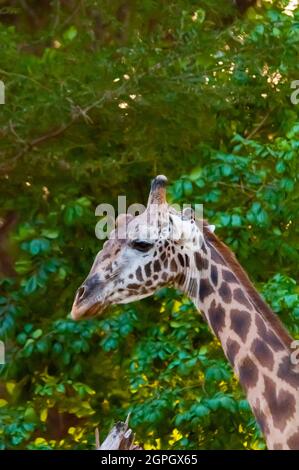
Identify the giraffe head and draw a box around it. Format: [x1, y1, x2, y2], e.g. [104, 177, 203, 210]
[71, 175, 207, 320]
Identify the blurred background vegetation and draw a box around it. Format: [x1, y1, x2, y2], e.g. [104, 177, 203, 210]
[0, 0, 299, 450]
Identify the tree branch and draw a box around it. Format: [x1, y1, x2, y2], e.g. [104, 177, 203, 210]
[0, 87, 125, 174]
[97, 414, 142, 450]
[245, 110, 272, 140]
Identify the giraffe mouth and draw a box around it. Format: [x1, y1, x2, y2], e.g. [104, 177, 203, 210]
[71, 299, 107, 321]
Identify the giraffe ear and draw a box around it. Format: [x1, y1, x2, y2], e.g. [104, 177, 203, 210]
[169, 214, 192, 242]
[208, 224, 216, 233]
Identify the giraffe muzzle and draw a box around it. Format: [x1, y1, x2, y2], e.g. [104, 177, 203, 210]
[71, 294, 106, 320]
[71, 276, 107, 320]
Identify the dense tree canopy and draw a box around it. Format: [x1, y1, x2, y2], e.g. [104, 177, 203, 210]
[0, 0, 298, 450]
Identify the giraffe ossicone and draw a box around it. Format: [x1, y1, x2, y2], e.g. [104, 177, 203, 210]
[71, 175, 299, 450]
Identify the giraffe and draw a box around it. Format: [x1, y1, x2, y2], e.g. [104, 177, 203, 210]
[71, 175, 299, 450]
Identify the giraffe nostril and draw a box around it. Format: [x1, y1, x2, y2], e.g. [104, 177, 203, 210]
[76, 275, 100, 305]
[77, 286, 86, 302]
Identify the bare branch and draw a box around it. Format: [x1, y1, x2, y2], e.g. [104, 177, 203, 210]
[98, 420, 142, 451]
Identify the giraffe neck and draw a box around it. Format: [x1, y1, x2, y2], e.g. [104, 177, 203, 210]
[176, 228, 299, 450]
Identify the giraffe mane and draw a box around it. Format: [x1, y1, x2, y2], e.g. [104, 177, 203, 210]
[200, 219, 293, 350]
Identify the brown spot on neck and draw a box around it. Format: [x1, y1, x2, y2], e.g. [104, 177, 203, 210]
[287, 430, 299, 450]
[210, 264, 218, 287]
[238, 356, 259, 390]
[230, 309, 251, 342]
[277, 356, 299, 389]
[263, 375, 296, 432]
[208, 299, 225, 338]
[194, 252, 208, 270]
[253, 400, 270, 436]
[255, 315, 285, 352]
[218, 281, 232, 303]
[251, 338, 274, 370]
[233, 287, 253, 311]
[198, 278, 214, 303]
[225, 338, 240, 365]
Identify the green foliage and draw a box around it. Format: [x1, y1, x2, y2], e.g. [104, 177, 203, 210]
[0, 0, 298, 450]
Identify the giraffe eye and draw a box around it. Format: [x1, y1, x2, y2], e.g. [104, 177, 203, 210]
[130, 240, 154, 252]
